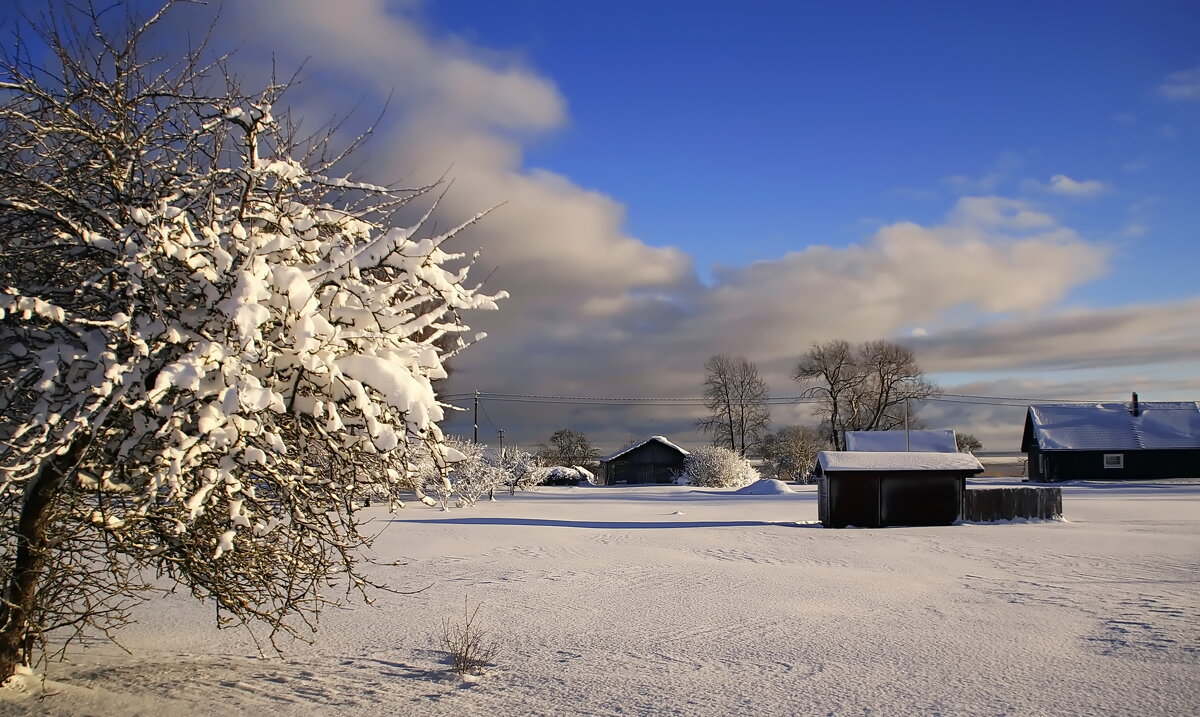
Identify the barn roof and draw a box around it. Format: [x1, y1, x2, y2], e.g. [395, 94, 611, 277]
[602, 435, 690, 462]
[1024, 402, 1200, 451]
[818, 451, 983, 473]
[845, 429, 958, 453]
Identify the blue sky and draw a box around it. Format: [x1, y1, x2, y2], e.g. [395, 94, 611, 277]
[7, 0, 1198, 451]
[421, 0, 1200, 307]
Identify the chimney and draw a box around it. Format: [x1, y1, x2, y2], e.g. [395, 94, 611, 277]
[1131, 392, 1140, 417]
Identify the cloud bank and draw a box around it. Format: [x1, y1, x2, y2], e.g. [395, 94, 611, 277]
[186, 1, 1198, 451]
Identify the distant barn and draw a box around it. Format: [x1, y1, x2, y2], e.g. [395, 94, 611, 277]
[845, 429, 958, 453]
[600, 436, 689, 485]
[1022, 398, 1200, 481]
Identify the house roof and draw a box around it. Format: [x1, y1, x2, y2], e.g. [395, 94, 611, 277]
[817, 450, 983, 473]
[1024, 402, 1200, 451]
[845, 429, 958, 453]
[602, 435, 690, 462]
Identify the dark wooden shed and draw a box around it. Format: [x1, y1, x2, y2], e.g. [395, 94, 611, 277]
[1022, 400, 1200, 482]
[815, 451, 984, 528]
[600, 436, 689, 485]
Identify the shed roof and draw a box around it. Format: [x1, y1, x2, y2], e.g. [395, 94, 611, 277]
[1024, 402, 1200, 451]
[817, 451, 983, 473]
[601, 435, 690, 462]
[845, 429, 957, 453]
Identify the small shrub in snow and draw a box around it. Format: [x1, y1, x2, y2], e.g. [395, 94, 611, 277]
[441, 599, 499, 677]
[676, 446, 759, 488]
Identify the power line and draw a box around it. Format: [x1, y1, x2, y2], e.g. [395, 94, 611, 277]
[444, 391, 1131, 407]
[445, 391, 815, 405]
[479, 401, 499, 432]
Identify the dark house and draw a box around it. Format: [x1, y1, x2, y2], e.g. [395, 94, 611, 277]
[600, 436, 689, 485]
[814, 451, 984, 528]
[1022, 399, 1200, 482]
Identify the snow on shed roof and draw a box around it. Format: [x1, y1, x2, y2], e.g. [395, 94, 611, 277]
[845, 429, 957, 453]
[1026, 402, 1200, 451]
[817, 451, 983, 473]
[602, 435, 690, 462]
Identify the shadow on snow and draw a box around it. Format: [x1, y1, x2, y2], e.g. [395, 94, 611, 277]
[388, 517, 820, 530]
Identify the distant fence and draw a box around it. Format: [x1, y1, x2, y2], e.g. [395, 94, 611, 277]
[962, 487, 1062, 522]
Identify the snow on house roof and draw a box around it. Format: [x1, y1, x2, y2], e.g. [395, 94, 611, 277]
[845, 429, 957, 453]
[1027, 402, 1200, 451]
[817, 451, 983, 473]
[602, 435, 690, 462]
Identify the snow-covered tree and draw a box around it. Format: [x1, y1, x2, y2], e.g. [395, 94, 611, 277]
[442, 438, 506, 507]
[0, 2, 504, 680]
[674, 446, 759, 489]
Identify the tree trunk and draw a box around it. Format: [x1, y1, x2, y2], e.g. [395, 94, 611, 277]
[0, 437, 87, 681]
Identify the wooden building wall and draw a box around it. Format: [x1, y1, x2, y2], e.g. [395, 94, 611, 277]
[603, 442, 686, 484]
[1028, 448, 1200, 481]
[817, 470, 970, 528]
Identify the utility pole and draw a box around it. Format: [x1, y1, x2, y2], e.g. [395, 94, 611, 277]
[473, 390, 479, 444]
[498, 428, 505, 459]
[904, 398, 910, 451]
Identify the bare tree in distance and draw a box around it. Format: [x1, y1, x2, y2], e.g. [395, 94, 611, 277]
[795, 340, 939, 450]
[0, 2, 505, 680]
[793, 341, 861, 450]
[535, 429, 600, 468]
[698, 355, 770, 456]
[956, 433, 984, 454]
[760, 425, 830, 483]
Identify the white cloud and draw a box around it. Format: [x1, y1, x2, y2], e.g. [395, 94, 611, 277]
[949, 196, 1057, 229]
[1158, 66, 1200, 101]
[1047, 174, 1109, 197]
[940, 151, 1023, 194]
[1025, 174, 1110, 198]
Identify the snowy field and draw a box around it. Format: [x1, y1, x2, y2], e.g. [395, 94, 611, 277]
[3, 478, 1198, 716]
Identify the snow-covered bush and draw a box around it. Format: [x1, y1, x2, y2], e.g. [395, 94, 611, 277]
[574, 465, 597, 485]
[0, 3, 503, 678]
[503, 449, 542, 495]
[535, 466, 595, 486]
[675, 446, 760, 488]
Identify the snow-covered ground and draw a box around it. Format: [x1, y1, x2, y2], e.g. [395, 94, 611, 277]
[3, 477, 1197, 716]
